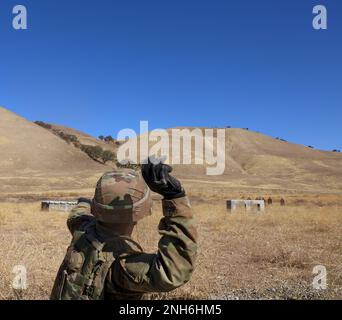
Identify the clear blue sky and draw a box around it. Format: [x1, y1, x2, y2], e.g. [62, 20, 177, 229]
[0, 0, 341, 150]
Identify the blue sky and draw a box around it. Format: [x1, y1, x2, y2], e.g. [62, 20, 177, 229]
[0, 0, 341, 150]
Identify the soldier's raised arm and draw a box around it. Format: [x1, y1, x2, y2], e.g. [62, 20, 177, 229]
[66, 198, 94, 234]
[110, 162, 198, 293]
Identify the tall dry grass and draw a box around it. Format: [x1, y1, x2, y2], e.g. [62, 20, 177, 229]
[0, 200, 341, 300]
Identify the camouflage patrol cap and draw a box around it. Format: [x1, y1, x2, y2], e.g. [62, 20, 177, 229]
[91, 169, 152, 223]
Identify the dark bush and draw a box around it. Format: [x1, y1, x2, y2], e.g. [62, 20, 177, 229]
[35, 121, 52, 130]
[81, 145, 104, 161]
[117, 160, 141, 170]
[101, 150, 116, 164]
[104, 136, 114, 143]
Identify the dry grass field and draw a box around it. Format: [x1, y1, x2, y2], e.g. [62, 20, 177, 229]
[1, 106, 342, 300]
[1, 195, 341, 300]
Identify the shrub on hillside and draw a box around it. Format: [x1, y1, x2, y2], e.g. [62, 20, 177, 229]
[57, 131, 78, 144]
[81, 145, 104, 162]
[101, 150, 116, 164]
[34, 121, 52, 130]
[104, 135, 114, 143]
[117, 160, 141, 170]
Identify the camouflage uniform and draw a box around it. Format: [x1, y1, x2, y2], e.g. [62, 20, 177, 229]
[50, 169, 197, 300]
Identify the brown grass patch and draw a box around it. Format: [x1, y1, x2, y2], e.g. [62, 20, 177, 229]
[0, 200, 341, 300]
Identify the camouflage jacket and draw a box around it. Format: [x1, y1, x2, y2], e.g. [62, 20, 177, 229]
[50, 197, 197, 300]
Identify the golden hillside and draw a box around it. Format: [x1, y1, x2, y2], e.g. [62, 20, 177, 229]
[1, 106, 342, 196]
[111, 127, 342, 193]
[0, 107, 107, 195]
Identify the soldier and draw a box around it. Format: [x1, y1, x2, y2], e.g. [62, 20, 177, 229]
[50, 161, 197, 300]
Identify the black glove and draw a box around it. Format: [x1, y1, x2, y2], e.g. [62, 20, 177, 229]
[141, 160, 185, 200]
[77, 197, 92, 205]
